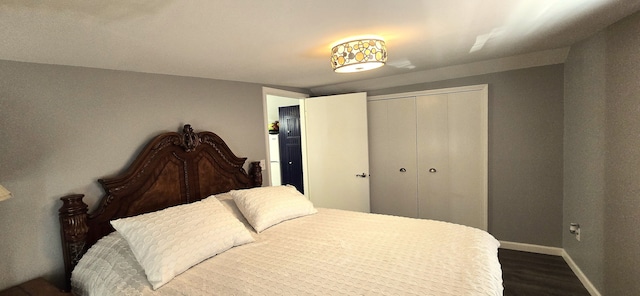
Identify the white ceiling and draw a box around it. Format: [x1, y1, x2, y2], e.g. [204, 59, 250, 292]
[1, 0, 639, 94]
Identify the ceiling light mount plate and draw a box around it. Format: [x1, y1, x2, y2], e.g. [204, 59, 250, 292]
[331, 37, 387, 73]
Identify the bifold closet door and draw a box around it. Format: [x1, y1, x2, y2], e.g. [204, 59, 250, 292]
[416, 91, 487, 230]
[368, 98, 418, 217]
[415, 94, 449, 222]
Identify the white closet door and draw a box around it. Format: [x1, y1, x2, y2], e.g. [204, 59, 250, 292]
[416, 94, 450, 222]
[368, 98, 418, 217]
[416, 91, 487, 230]
[447, 91, 487, 229]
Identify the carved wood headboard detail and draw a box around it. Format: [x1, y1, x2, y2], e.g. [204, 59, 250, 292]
[58, 124, 262, 291]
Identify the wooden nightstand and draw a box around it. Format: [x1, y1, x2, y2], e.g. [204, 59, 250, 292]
[0, 278, 70, 296]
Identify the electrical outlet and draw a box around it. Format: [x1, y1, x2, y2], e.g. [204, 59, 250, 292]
[259, 159, 266, 170]
[570, 223, 581, 241]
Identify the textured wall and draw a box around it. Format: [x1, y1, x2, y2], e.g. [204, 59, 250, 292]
[563, 32, 607, 292]
[0, 60, 268, 290]
[603, 11, 640, 295]
[564, 10, 640, 295]
[369, 65, 565, 247]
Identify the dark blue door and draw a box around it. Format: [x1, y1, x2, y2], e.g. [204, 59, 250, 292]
[278, 105, 304, 193]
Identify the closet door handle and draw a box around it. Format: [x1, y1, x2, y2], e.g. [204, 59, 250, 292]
[429, 168, 437, 173]
[399, 168, 407, 172]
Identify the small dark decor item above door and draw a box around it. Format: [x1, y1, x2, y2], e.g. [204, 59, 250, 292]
[278, 106, 304, 193]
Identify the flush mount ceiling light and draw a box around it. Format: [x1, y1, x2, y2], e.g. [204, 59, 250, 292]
[331, 37, 387, 73]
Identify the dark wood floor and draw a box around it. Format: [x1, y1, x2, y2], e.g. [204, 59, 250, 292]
[499, 249, 590, 296]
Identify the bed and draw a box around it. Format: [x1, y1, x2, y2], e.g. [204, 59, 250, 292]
[59, 124, 503, 295]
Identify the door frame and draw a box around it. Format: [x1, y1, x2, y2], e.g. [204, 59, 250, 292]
[262, 87, 309, 191]
[263, 88, 370, 213]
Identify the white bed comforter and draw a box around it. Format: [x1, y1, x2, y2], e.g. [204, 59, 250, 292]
[72, 208, 503, 295]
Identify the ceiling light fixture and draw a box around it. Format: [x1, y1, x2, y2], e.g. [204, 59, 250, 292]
[331, 37, 387, 73]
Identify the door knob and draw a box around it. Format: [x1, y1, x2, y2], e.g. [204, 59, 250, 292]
[429, 168, 437, 173]
[399, 168, 407, 172]
[356, 173, 368, 178]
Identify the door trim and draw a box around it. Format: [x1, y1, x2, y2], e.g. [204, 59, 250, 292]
[368, 84, 488, 101]
[262, 87, 309, 187]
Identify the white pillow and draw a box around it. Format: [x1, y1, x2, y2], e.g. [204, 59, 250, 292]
[230, 185, 317, 233]
[216, 192, 252, 227]
[110, 196, 254, 290]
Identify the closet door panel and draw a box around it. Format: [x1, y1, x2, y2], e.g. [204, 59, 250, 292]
[368, 98, 418, 217]
[447, 91, 487, 229]
[416, 95, 450, 221]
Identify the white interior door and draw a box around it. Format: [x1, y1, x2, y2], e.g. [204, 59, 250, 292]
[304, 93, 370, 212]
[368, 98, 418, 217]
[445, 90, 487, 230]
[416, 90, 487, 230]
[416, 94, 451, 222]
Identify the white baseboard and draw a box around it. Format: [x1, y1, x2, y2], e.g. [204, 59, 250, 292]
[499, 241, 601, 296]
[561, 250, 601, 296]
[499, 240, 564, 256]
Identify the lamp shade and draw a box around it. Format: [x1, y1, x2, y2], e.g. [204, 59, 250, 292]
[0, 185, 12, 202]
[331, 38, 387, 73]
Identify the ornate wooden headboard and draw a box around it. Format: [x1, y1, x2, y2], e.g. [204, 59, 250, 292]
[58, 124, 262, 291]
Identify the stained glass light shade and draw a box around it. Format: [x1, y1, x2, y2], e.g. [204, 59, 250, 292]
[331, 38, 387, 73]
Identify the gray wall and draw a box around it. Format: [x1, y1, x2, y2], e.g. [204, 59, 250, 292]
[604, 12, 640, 295]
[0, 60, 269, 290]
[368, 65, 565, 247]
[564, 10, 640, 295]
[563, 32, 606, 292]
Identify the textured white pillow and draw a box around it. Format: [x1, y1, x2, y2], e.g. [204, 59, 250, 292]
[110, 196, 254, 290]
[231, 185, 317, 233]
[216, 192, 251, 227]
